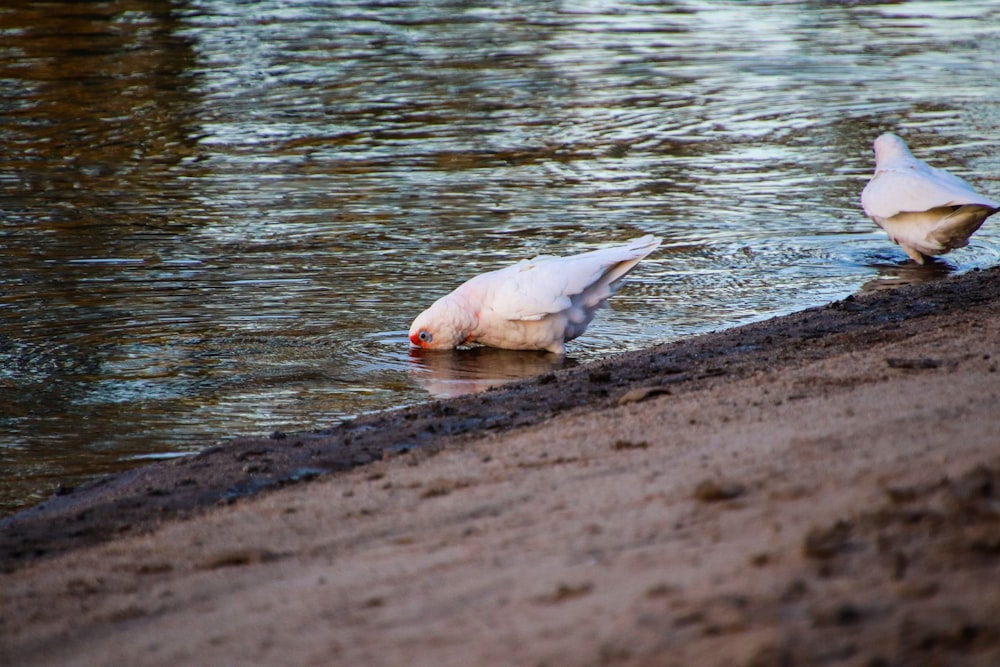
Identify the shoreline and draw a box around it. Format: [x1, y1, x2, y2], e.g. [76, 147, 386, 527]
[3, 267, 999, 568]
[5, 266, 994, 569]
[3, 266, 1000, 665]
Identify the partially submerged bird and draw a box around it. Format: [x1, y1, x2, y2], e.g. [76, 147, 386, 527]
[861, 132, 1000, 264]
[408, 235, 661, 354]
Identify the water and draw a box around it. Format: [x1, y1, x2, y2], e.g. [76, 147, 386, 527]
[2, 1, 1000, 515]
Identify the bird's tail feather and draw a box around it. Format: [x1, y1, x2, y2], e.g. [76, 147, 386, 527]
[930, 205, 998, 250]
[581, 235, 661, 308]
[601, 235, 661, 286]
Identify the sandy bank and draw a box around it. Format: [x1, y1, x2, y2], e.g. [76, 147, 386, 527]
[2, 267, 1000, 666]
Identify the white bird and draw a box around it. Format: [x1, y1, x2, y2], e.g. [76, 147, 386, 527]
[408, 235, 661, 354]
[861, 132, 1000, 264]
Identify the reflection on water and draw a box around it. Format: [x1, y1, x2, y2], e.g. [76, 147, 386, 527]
[860, 254, 958, 292]
[408, 347, 571, 399]
[2, 1, 1000, 514]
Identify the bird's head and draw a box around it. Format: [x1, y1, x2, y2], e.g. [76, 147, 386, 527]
[408, 295, 476, 350]
[872, 132, 914, 167]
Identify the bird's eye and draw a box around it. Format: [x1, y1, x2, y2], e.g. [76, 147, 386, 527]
[419, 330, 432, 343]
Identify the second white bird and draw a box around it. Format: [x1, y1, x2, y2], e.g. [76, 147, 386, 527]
[861, 132, 999, 263]
[409, 235, 661, 354]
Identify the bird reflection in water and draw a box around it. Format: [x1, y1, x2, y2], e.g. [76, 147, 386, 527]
[407, 346, 573, 398]
[861, 254, 956, 292]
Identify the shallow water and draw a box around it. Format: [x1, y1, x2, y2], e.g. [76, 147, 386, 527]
[2, 1, 1000, 515]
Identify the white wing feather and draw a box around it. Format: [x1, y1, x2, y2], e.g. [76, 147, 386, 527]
[862, 153, 1000, 220]
[485, 235, 660, 321]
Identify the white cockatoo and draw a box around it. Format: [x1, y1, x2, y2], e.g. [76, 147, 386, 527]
[408, 235, 661, 354]
[861, 132, 1000, 263]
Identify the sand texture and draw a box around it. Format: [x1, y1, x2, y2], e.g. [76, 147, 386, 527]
[2, 267, 1000, 666]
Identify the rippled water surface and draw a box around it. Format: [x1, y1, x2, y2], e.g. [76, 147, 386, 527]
[3, 1, 1000, 514]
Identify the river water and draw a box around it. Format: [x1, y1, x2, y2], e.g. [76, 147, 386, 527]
[2, 1, 999, 515]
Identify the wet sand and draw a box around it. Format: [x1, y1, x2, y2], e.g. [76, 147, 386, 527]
[2, 266, 1000, 666]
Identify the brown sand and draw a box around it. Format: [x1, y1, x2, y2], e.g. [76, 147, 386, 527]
[2, 267, 1000, 666]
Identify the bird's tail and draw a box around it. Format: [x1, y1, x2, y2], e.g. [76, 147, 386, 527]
[602, 234, 662, 289]
[575, 234, 661, 310]
[930, 204, 999, 251]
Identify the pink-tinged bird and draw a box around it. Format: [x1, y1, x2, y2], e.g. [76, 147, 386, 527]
[408, 235, 661, 354]
[861, 132, 1000, 263]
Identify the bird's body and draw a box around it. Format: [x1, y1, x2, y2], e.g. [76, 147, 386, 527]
[408, 235, 661, 354]
[861, 132, 999, 263]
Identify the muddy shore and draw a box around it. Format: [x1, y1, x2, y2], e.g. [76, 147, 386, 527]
[2, 266, 1000, 666]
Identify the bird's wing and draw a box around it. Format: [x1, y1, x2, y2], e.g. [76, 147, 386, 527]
[862, 160, 999, 219]
[486, 235, 660, 321]
[483, 258, 580, 321]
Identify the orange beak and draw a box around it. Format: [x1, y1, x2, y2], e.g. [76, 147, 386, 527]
[409, 332, 424, 347]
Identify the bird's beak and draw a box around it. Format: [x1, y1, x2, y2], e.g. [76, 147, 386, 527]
[409, 331, 424, 348]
